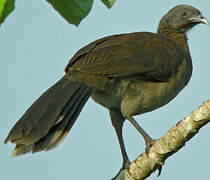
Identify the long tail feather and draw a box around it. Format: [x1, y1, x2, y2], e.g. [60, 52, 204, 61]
[4, 75, 92, 157]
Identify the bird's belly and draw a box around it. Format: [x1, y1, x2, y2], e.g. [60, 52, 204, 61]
[120, 71, 191, 117]
[91, 63, 191, 117]
[91, 77, 184, 113]
[130, 79, 184, 114]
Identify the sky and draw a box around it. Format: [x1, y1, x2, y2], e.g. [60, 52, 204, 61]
[0, 0, 210, 180]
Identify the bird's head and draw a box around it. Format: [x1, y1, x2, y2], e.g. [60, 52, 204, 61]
[158, 5, 208, 34]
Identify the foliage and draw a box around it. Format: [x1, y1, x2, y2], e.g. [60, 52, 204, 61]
[0, 0, 116, 26]
[0, 0, 15, 25]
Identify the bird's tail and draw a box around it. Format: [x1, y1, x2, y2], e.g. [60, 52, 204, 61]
[4, 75, 92, 157]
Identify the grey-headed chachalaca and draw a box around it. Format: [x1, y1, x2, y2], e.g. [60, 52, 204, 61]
[4, 4, 208, 177]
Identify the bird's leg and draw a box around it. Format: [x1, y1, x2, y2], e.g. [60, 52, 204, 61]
[127, 117, 163, 176]
[127, 117, 154, 153]
[109, 109, 130, 179]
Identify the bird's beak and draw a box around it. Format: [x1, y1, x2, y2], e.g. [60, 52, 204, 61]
[188, 14, 208, 25]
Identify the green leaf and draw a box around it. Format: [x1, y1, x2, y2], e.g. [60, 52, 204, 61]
[0, 0, 15, 25]
[46, 0, 94, 26]
[101, 0, 115, 9]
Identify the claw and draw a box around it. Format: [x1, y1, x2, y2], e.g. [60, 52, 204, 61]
[145, 139, 156, 154]
[111, 160, 130, 180]
[157, 165, 162, 177]
[111, 165, 130, 180]
[111, 167, 126, 180]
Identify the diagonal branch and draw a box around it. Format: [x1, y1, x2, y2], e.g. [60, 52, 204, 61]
[114, 99, 210, 180]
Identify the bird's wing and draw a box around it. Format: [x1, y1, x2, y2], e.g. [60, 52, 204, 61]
[65, 32, 186, 82]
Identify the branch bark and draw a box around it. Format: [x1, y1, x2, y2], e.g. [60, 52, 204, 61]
[114, 99, 210, 180]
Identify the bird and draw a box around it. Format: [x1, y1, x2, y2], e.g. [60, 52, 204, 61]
[4, 4, 208, 178]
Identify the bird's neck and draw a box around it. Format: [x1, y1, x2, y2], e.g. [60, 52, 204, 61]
[158, 29, 189, 52]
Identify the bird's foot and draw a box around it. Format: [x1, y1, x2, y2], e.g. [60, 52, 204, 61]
[145, 138, 156, 154]
[144, 138, 163, 177]
[111, 160, 130, 180]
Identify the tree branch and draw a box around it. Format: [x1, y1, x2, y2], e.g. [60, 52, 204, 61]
[114, 99, 210, 180]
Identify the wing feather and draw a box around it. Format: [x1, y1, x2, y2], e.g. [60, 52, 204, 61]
[66, 32, 186, 82]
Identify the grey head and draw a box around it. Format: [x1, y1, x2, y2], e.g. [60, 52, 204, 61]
[158, 4, 208, 33]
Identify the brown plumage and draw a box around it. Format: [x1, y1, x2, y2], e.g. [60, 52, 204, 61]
[4, 4, 208, 177]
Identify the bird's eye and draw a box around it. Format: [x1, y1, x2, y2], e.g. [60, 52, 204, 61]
[181, 12, 187, 16]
